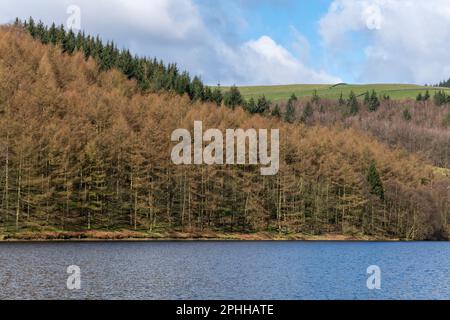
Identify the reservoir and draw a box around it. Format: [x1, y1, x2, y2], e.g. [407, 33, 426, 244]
[0, 242, 449, 300]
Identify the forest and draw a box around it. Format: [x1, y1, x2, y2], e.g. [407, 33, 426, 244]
[0, 21, 449, 240]
[266, 91, 450, 169]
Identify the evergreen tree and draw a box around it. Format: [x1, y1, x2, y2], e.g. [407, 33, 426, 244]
[245, 97, 257, 114]
[99, 41, 115, 71]
[27, 17, 36, 38]
[36, 21, 48, 44]
[271, 104, 281, 118]
[203, 86, 213, 103]
[367, 161, 384, 200]
[223, 86, 244, 109]
[311, 90, 320, 104]
[424, 90, 430, 101]
[433, 90, 447, 106]
[284, 95, 296, 123]
[211, 86, 223, 106]
[290, 93, 298, 102]
[62, 30, 76, 54]
[256, 95, 271, 114]
[368, 90, 380, 112]
[75, 31, 84, 51]
[48, 23, 58, 45]
[175, 71, 191, 96]
[347, 91, 359, 115]
[117, 50, 134, 79]
[190, 76, 204, 101]
[403, 108, 412, 121]
[301, 102, 314, 123]
[416, 93, 423, 101]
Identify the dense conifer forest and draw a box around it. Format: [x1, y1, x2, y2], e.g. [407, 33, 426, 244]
[0, 20, 449, 240]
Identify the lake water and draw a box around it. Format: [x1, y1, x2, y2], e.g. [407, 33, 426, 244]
[0, 242, 449, 300]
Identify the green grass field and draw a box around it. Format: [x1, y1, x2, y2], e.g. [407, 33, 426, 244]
[220, 83, 450, 102]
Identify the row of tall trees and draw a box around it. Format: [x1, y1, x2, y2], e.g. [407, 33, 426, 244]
[436, 77, 450, 88]
[16, 17, 227, 104]
[433, 90, 450, 106]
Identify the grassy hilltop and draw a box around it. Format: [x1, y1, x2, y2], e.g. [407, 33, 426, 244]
[221, 83, 450, 102]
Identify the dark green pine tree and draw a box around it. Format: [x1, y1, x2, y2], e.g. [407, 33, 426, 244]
[174, 71, 192, 96]
[27, 17, 36, 37]
[416, 93, 423, 101]
[367, 161, 384, 200]
[368, 90, 380, 112]
[424, 90, 430, 101]
[99, 41, 115, 71]
[91, 36, 104, 60]
[284, 94, 297, 123]
[56, 24, 66, 45]
[117, 50, 134, 78]
[190, 76, 204, 101]
[36, 21, 48, 44]
[135, 59, 150, 91]
[403, 108, 412, 121]
[75, 31, 84, 51]
[256, 95, 271, 114]
[62, 29, 76, 54]
[48, 23, 58, 45]
[81, 35, 92, 60]
[311, 89, 320, 104]
[271, 104, 281, 118]
[203, 86, 213, 102]
[211, 86, 223, 106]
[433, 90, 447, 106]
[301, 102, 314, 123]
[245, 97, 257, 114]
[223, 86, 244, 109]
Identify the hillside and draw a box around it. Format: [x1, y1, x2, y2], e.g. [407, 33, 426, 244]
[0, 25, 448, 240]
[266, 93, 450, 169]
[223, 83, 450, 102]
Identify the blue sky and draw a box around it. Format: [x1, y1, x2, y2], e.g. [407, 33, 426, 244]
[1, 0, 450, 86]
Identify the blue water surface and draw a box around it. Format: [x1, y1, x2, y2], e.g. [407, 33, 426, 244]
[0, 242, 449, 300]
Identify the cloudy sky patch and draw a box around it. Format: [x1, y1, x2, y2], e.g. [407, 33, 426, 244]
[1, 0, 449, 85]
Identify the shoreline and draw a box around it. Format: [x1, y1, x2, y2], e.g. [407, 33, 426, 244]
[0, 230, 400, 242]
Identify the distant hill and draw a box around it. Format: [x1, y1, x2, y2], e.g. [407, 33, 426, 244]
[222, 83, 450, 102]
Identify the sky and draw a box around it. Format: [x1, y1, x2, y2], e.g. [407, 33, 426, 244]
[1, 0, 450, 86]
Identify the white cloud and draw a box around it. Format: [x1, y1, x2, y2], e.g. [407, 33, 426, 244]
[320, 0, 450, 84]
[219, 36, 340, 85]
[0, 0, 340, 85]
